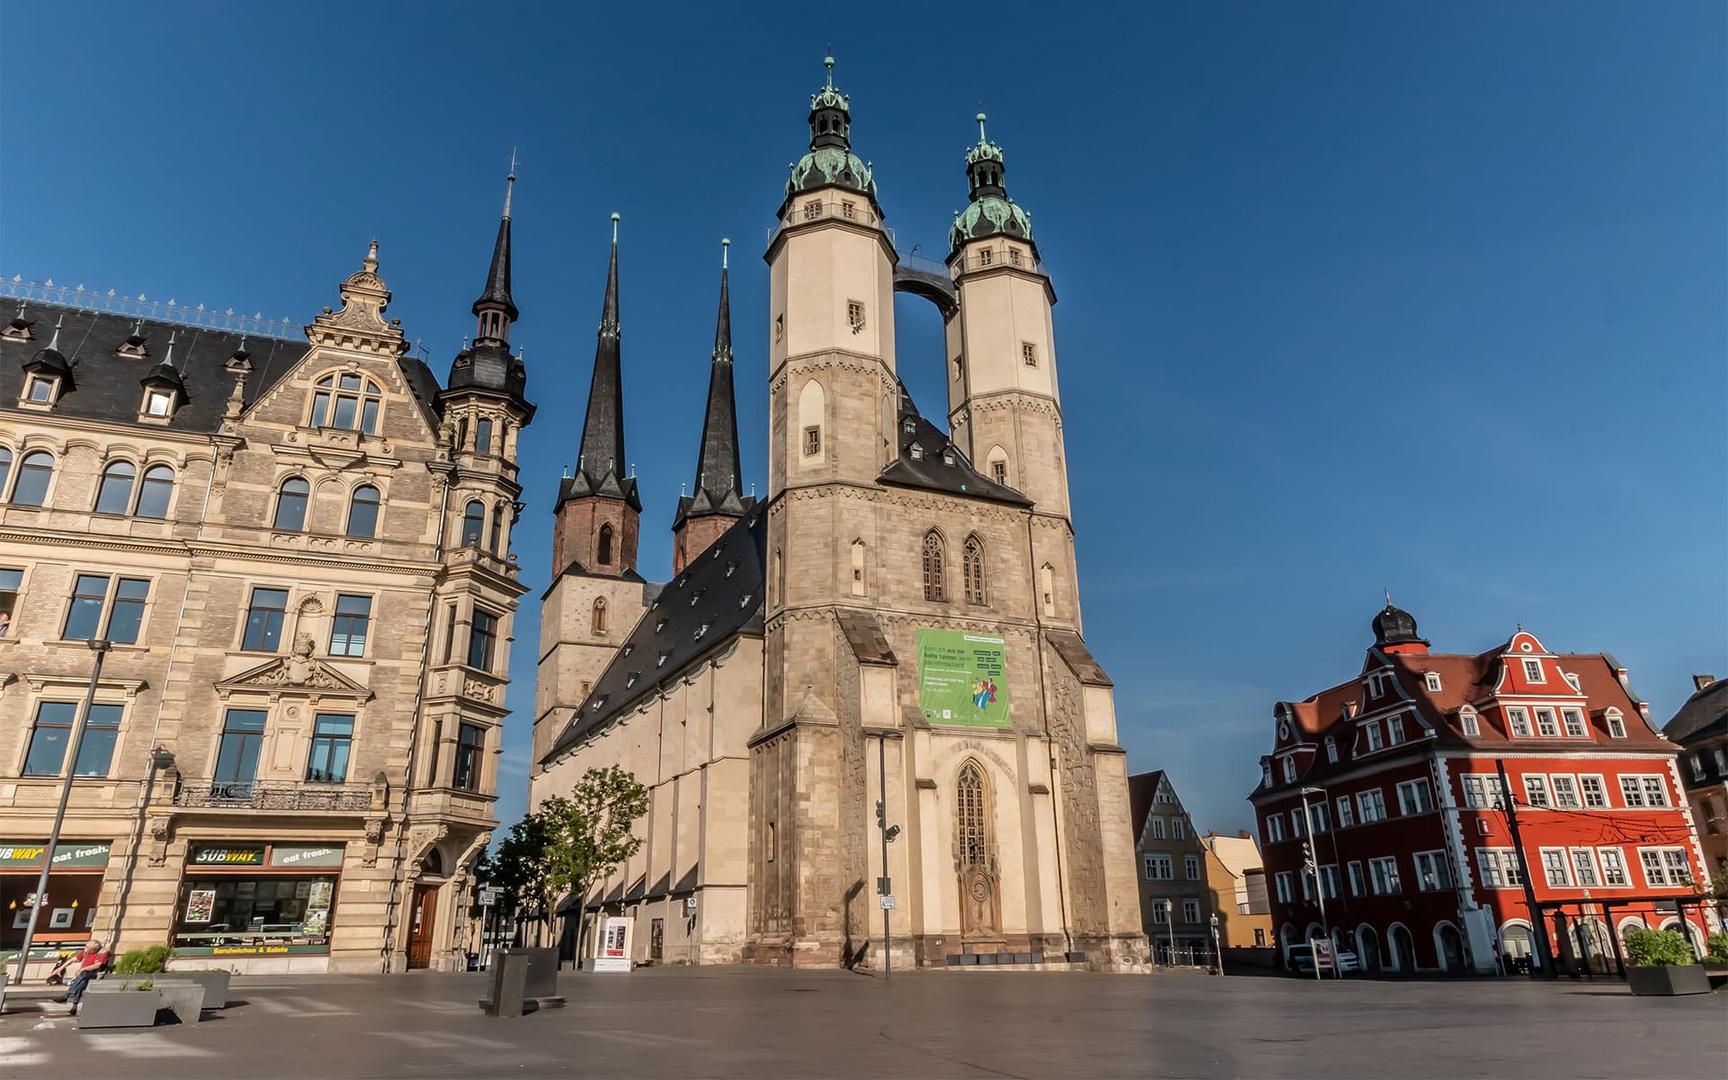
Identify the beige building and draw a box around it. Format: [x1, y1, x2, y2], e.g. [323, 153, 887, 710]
[0, 181, 531, 975]
[1200, 831, 1272, 953]
[533, 64, 1146, 971]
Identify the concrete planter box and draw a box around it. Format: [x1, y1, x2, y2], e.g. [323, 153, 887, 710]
[155, 981, 206, 1023]
[160, 970, 231, 1009]
[78, 987, 161, 1029]
[1627, 965, 1711, 996]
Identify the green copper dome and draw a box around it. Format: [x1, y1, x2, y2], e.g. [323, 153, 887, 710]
[782, 56, 880, 211]
[949, 114, 1035, 255]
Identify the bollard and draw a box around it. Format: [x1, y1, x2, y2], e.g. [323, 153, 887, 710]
[480, 951, 529, 1017]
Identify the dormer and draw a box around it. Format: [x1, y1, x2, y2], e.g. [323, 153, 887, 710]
[117, 321, 150, 358]
[138, 332, 189, 422]
[19, 316, 71, 408]
[1, 306, 33, 341]
[1458, 704, 1480, 736]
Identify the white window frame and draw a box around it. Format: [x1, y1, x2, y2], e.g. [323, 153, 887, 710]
[1308, 802, 1330, 834]
[1264, 815, 1286, 844]
[1335, 795, 1355, 827]
[1551, 774, 1581, 809]
[1388, 715, 1406, 744]
[1561, 708, 1587, 737]
[1523, 658, 1545, 683]
[1346, 861, 1364, 896]
[1150, 817, 1166, 840]
[1476, 848, 1523, 889]
[1605, 709, 1627, 739]
[1172, 817, 1188, 840]
[1462, 774, 1504, 809]
[1598, 847, 1630, 887]
[1413, 850, 1452, 892]
[1539, 847, 1571, 887]
[1364, 722, 1383, 752]
[1319, 864, 1341, 900]
[1425, 672, 1442, 692]
[1569, 847, 1601, 888]
[1637, 847, 1693, 888]
[1184, 853, 1201, 881]
[1459, 708, 1480, 736]
[1182, 898, 1202, 924]
[1145, 853, 1173, 881]
[1274, 872, 1294, 904]
[1150, 898, 1171, 925]
[1524, 775, 1550, 808]
[1282, 757, 1296, 782]
[1535, 708, 1559, 737]
[1621, 775, 1669, 808]
[1324, 737, 1338, 764]
[1368, 856, 1401, 895]
[1507, 707, 1533, 738]
[1564, 672, 1582, 692]
[1357, 788, 1388, 823]
[1396, 779, 1433, 816]
[1579, 774, 1608, 808]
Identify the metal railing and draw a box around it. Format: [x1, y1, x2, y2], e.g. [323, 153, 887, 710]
[1, 275, 303, 342]
[174, 778, 373, 811]
[765, 198, 895, 247]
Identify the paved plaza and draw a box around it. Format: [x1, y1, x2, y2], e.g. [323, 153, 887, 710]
[3, 968, 1724, 1079]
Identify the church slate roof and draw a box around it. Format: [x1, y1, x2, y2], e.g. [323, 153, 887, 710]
[543, 506, 768, 764]
[878, 382, 1031, 506]
[0, 303, 316, 432]
[1663, 677, 1728, 747]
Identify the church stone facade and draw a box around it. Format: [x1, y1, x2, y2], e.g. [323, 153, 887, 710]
[1, 181, 531, 975]
[533, 63, 1146, 970]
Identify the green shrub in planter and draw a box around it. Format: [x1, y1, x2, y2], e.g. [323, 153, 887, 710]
[1622, 928, 1694, 967]
[1707, 931, 1728, 963]
[114, 945, 172, 975]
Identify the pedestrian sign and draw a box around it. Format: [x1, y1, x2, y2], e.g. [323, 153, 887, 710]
[880, 895, 896, 910]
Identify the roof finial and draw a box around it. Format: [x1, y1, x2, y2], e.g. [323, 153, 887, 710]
[1384, 587, 1392, 608]
[163, 330, 178, 369]
[48, 314, 64, 350]
[824, 53, 835, 90]
[721, 237, 730, 270]
[503, 148, 517, 219]
[977, 111, 988, 143]
[364, 239, 379, 273]
[610, 211, 620, 243]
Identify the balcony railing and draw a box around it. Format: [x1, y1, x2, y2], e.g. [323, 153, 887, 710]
[174, 778, 374, 812]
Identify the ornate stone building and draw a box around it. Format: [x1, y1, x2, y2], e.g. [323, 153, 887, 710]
[533, 62, 1146, 970]
[0, 178, 532, 974]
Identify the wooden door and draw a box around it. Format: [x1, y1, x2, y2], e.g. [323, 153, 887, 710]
[408, 884, 438, 969]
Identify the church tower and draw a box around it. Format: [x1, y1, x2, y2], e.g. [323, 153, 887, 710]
[671, 240, 754, 572]
[531, 218, 652, 773]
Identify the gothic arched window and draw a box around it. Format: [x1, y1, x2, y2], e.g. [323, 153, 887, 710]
[597, 523, 614, 566]
[957, 761, 989, 867]
[346, 484, 381, 538]
[963, 535, 986, 606]
[592, 598, 608, 636]
[922, 530, 946, 602]
[461, 499, 485, 546]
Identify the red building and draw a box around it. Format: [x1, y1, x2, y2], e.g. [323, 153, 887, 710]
[1250, 603, 1715, 976]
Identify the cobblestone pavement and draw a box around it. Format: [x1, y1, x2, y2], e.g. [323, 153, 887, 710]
[3, 967, 1724, 1079]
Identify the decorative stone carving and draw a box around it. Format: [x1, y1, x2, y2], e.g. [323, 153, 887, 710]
[216, 643, 373, 701]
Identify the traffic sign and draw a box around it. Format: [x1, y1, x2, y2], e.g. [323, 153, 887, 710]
[880, 895, 896, 910]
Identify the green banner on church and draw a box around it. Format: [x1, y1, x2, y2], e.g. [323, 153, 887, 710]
[916, 630, 1011, 728]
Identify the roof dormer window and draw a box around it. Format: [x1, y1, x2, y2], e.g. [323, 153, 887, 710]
[1564, 672, 1581, 692]
[1424, 672, 1442, 692]
[1459, 706, 1480, 737]
[1522, 658, 1544, 683]
[1, 309, 32, 341]
[141, 387, 175, 419]
[1281, 758, 1296, 782]
[910, 442, 924, 461]
[22, 373, 59, 406]
[1324, 737, 1338, 763]
[310, 371, 382, 435]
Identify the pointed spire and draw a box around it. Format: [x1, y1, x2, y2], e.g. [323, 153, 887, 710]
[676, 240, 746, 528]
[568, 214, 638, 510]
[46, 314, 63, 352]
[471, 155, 519, 333]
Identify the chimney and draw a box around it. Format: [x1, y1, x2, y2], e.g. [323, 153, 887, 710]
[1695, 674, 1718, 693]
[1237, 829, 1251, 839]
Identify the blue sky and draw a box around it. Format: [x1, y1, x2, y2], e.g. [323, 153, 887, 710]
[3, 2, 1723, 836]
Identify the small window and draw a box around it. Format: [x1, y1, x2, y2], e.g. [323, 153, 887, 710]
[592, 598, 608, 635]
[991, 461, 1007, 485]
[1605, 710, 1627, 739]
[0, 566, 20, 636]
[921, 530, 945, 602]
[1021, 342, 1037, 367]
[841, 200, 856, 220]
[23, 374, 59, 405]
[850, 539, 866, 596]
[597, 523, 614, 565]
[1561, 708, 1587, 737]
[846, 300, 865, 333]
[963, 535, 987, 606]
[1324, 737, 1338, 763]
[1564, 672, 1581, 692]
[953, 355, 964, 381]
[346, 484, 381, 539]
[979, 248, 994, 267]
[328, 594, 372, 657]
[774, 314, 784, 343]
[273, 477, 310, 530]
[10, 451, 54, 506]
[488, 502, 505, 553]
[135, 465, 174, 519]
[803, 426, 822, 457]
[1522, 658, 1544, 683]
[1459, 708, 1480, 737]
[1009, 248, 1023, 267]
[310, 372, 383, 435]
[1507, 707, 1533, 738]
[474, 417, 494, 455]
[306, 714, 355, 783]
[242, 587, 289, 652]
[461, 500, 486, 547]
[142, 387, 175, 418]
[453, 723, 485, 791]
[909, 442, 923, 461]
[468, 608, 499, 671]
[1424, 672, 1442, 692]
[803, 200, 821, 222]
[94, 461, 137, 515]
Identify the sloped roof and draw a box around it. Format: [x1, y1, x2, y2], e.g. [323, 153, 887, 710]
[878, 381, 1031, 506]
[1664, 678, 1728, 746]
[1127, 770, 1166, 839]
[1202, 834, 1264, 879]
[543, 507, 766, 763]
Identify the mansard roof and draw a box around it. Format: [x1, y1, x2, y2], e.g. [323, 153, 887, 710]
[0, 301, 444, 433]
[543, 507, 767, 764]
[1255, 629, 1668, 800]
[878, 381, 1031, 507]
[1663, 676, 1728, 747]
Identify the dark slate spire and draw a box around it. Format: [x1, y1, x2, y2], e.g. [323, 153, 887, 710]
[675, 239, 752, 528]
[560, 213, 640, 511]
[472, 155, 519, 336]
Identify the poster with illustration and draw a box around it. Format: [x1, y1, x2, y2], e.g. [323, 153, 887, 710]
[916, 630, 1011, 727]
[185, 889, 216, 924]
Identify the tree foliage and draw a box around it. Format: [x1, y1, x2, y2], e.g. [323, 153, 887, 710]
[490, 810, 556, 938]
[543, 765, 651, 910]
[1622, 927, 1696, 967]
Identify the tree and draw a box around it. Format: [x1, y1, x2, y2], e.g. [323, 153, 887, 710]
[491, 810, 556, 946]
[542, 765, 650, 958]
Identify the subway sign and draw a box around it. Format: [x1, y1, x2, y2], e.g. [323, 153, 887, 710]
[189, 845, 266, 866]
[0, 842, 112, 869]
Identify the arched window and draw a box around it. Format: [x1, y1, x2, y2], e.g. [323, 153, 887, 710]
[597, 523, 614, 566]
[850, 539, 866, 597]
[474, 417, 494, 455]
[957, 761, 989, 867]
[346, 484, 381, 538]
[461, 500, 485, 547]
[921, 530, 946, 602]
[0, 448, 11, 497]
[135, 464, 174, 519]
[488, 501, 504, 553]
[1039, 563, 1056, 618]
[963, 535, 986, 605]
[311, 372, 383, 434]
[592, 598, 608, 635]
[11, 451, 54, 507]
[93, 461, 137, 515]
[272, 477, 309, 530]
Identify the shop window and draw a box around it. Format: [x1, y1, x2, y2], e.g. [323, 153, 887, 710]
[9, 450, 54, 506]
[306, 714, 354, 783]
[454, 723, 485, 791]
[94, 461, 137, 515]
[0, 567, 19, 636]
[273, 477, 310, 530]
[23, 701, 122, 777]
[242, 587, 289, 652]
[135, 464, 174, 519]
[214, 709, 267, 794]
[468, 608, 499, 671]
[62, 573, 148, 644]
[173, 855, 339, 958]
[345, 484, 381, 539]
[310, 372, 382, 434]
[461, 500, 485, 547]
[328, 594, 371, 657]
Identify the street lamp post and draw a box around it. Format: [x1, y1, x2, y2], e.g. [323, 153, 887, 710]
[1209, 912, 1222, 975]
[2, 639, 109, 1014]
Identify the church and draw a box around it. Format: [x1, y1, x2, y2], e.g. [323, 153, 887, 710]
[530, 61, 1146, 970]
